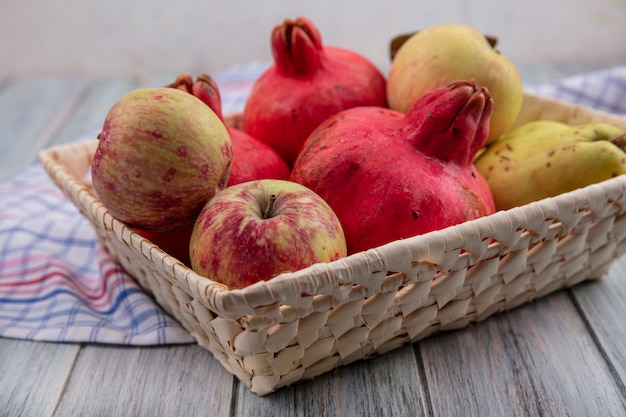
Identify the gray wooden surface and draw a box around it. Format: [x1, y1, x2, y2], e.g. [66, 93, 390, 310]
[1, 63, 626, 416]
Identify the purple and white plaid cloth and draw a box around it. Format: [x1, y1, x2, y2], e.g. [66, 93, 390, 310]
[1, 63, 625, 346]
[526, 66, 626, 115]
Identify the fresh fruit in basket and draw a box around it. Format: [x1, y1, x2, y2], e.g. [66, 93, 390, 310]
[133, 225, 194, 267]
[387, 23, 523, 144]
[166, 73, 291, 186]
[475, 120, 626, 210]
[91, 87, 232, 232]
[291, 80, 496, 254]
[225, 128, 291, 186]
[189, 179, 347, 289]
[242, 16, 388, 167]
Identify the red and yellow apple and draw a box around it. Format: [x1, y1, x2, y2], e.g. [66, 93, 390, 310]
[386, 23, 523, 144]
[91, 87, 232, 232]
[189, 179, 347, 289]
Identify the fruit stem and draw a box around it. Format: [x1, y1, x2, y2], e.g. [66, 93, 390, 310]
[609, 133, 626, 150]
[264, 195, 277, 219]
[389, 31, 498, 61]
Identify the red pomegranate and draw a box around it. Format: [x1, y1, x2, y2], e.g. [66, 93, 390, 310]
[242, 16, 388, 167]
[291, 80, 496, 254]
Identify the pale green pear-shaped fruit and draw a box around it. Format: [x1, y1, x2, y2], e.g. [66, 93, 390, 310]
[475, 120, 626, 210]
[387, 23, 524, 144]
[474, 120, 573, 163]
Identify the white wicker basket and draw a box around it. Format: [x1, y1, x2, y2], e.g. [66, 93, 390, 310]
[39, 93, 626, 396]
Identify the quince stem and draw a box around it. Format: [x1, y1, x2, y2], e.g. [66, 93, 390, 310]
[609, 133, 626, 150]
[389, 31, 498, 61]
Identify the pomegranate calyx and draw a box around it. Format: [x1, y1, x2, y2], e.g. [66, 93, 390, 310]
[166, 74, 194, 92]
[166, 73, 223, 120]
[272, 16, 324, 77]
[402, 79, 494, 167]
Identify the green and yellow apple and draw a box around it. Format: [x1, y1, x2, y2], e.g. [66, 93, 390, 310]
[92, 87, 232, 233]
[387, 23, 523, 144]
[189, 179, 347, 289]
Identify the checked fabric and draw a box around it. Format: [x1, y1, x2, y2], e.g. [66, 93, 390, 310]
[0, 64, 625, 346]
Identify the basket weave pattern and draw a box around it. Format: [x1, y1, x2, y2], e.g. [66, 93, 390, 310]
[39, 93, 626, 396]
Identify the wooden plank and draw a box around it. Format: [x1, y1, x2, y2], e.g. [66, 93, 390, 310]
[52, 344, 235, 417]
[419, 291, 626, 416]
[0, 338, 80, 417]
[44, 76, 139, 147]
[572, 257, 626, 390]
[234, 344, 427, 417]
[0, 76, 89, 181]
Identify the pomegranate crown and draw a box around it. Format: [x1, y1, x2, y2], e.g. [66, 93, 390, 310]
[166, 73, 224, 120]
[271, 16, 325, 77]
[402, 79, 494, 167]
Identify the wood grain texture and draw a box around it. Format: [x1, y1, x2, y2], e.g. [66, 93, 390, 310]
[52, 344, 235, 417]
[44, 76, 140, 148]
[234, 344, 427, 417]
[0, 339, 80, 417]
[571, 260, 626, 393]
[419, 290, 626, 416]
[0, 77, 88, 181]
